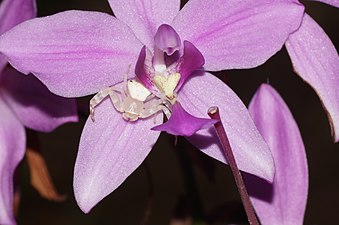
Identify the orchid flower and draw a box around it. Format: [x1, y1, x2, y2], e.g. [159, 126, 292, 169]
[0, 0, 78, 224]
[246, 84, 308, 225]
[0, 0, 305, 213]
[284, 0, 339, 142]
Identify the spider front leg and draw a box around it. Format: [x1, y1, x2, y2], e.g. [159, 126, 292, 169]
[140, 99, 171, 120]
[89, 86, 123, 121]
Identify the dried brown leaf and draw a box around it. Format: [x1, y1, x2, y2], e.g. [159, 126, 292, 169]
[170, 196, 194, 225]
[26, 148, 66, 202]
[169, 217, 193, 225]
[13, 187, 20, 216]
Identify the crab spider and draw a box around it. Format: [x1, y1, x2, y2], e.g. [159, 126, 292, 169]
[89, 75, 171, 122]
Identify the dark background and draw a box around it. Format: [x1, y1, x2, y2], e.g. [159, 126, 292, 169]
[14, 0, 338, 224]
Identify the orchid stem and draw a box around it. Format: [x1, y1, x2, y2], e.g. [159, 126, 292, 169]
[208, 106, 259, 225]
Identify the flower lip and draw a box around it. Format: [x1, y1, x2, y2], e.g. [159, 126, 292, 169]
[154, 24, 181, 56]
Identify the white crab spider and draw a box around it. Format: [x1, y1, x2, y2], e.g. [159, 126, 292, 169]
[90, 73, 171, 122]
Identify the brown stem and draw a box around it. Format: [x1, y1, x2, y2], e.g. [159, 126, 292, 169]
[208, 106, 259, 225]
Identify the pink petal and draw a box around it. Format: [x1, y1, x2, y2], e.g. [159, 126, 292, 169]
[154, 24, 181, 55]
[0, 11, 142, 97]
[1, 66, 78, 132]
[310, 0, 339, 7]
[286, 14, 339, 142]
[179, 73, 274, 181]
[246, 84, 308, 225]
[0, 0, 36, 71]
[172, 0, 304, 70]
[176, 41, 205, 91]
[135, 46, 154, 91]
[108, 0, 180, 47]
[0, 98, 25, 225]
[73, 98, 162, 213]
[151, 102, 217, 136]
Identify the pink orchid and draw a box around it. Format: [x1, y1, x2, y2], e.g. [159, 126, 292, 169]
[285, 0, 339, 142]
[246, 84, 308, 225]
[0, 0, 78, 224]
[0, 0, 305, 213]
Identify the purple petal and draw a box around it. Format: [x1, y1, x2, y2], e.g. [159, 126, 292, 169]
[172, 0, 304, 70]
[154, 24, 181, 55]
[286, 14, 339, 142]
[74, 98, 162, 213]
[1, 66, 78, 132]
[310, 0, 339, 7]
[0, 0, 36, 71]
[246, 84, 308, 225]
[0, 0, 36, 34]
[108, 0, 180, 48]
[176, 41, 205, 91]
[135, 46, 154, 90]
[179, 73, 274, 181]
[0, 11, 142, 97]
[0, 98, 25, 225]
[151, 102, 217, 136]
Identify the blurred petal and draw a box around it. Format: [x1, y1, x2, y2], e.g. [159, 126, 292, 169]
[310, 0, 339, 7]
[74, 98, 162, 213]
[0, 98, 25, 225]
[0, 11, 142, 97]
[108, 0, 180, 47]
[0, 0, 36, 71]
[152, 102, 217, 136]
[0, 0, 36, 34]
[0, 54, 6, 73]
[246, 84, 308, 225]
[0, 55, 6, 73]
[179, 73, 274, 181]
[173, 0, 304, 70]
[1, 66, 78, 132]
[0, 53, 6, 73]
[286, 14, 339, 142]
[176, 41, 205, 91]
[154, 24, 181, 55]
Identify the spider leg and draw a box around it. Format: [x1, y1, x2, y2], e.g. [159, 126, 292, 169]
[90, 86, 121, 121]
[122, 64, 131, 96]
[160, 105, 171, 119]
[145, 94, 156, 102]
[139, 99, 162, 119]
[140, 100, 171, 119]
[150, 104, 172, 125]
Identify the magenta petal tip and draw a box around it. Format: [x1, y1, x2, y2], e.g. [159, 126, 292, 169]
[151, 102, 218, 136]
